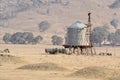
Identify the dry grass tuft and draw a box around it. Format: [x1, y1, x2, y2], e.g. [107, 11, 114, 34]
[17, 62, 67, 71]
[105, 77, 120, 80]
[0, 54, 25, 64]
[69, 66, 120, 79]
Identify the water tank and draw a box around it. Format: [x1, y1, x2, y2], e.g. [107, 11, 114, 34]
[65, 21, 88, 46]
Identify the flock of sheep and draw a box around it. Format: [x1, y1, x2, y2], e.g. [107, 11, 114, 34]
[45, 48, 66, 54]
[0, 49, 10, 53]
[45, 48, 113, 56]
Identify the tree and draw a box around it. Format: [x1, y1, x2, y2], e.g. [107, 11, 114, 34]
[3, 33, 11, 43]
[109, 0, 120, 9]
[115, 29, 120, 44]
[110, 19, 119, 29]
[108, 33, 116, 46]
[9, 32, 43, 44]
[32, 35, 43, 44]
[10, 32, 25, 44]
[92, 27, 109, 46]
[51, 35, 63, 45]
[38, 20, 50, 32]
[10, 32, 34, 44]
[23, 32, 34, 44]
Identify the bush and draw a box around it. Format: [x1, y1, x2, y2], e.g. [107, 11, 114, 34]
[38, 21, 50, 32]
[51, 35, 63, 45]
[10, 32, 26, 44]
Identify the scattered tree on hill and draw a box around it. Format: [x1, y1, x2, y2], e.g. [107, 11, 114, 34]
[108, 33, 116, 46]
[31, 0, 43, 7]
[23, 32, 34, 44]
[102, 23, 110, 30]
[109, 0, 120, 9]
[108, 29, 120, 46]
[32, 35, 43, 44]
[3, 33, 12, 43]
[110, 19, 119, 29]
[115, 29, 120, 44]
[92, 27, 109, 46]
[10, 32, 26, 44]
[38, 20, 50, 32]
[51, 35, 63, 45]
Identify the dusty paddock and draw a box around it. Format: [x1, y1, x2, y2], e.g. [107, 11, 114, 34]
[0, 44, 120, 80]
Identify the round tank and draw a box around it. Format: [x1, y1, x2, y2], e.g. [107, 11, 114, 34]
[65, 21, 88, 46]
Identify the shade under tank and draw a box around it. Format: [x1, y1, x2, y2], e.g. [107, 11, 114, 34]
[65, 21, 88, 46]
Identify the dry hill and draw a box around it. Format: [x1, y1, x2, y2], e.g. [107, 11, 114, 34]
[0, 0, 120, 44]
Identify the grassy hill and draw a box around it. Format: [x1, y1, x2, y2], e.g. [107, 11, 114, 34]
[0, 0, 120, 44]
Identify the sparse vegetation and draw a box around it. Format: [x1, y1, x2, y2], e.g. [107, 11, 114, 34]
[108, 33, 116, 46]
[115, 29, 120, 44]
[106, 77, 120, 80]
[17, 62, 67, 71]
[70, 66, 120, 79]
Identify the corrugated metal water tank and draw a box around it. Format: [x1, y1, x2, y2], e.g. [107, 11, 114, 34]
[65, 21, 88, 46]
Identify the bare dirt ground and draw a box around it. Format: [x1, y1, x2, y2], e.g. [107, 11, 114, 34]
[0, 44, 120, 80]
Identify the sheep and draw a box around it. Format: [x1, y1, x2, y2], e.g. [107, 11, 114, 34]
[99, 52, 112, 56]
[45, 48, 57, 54]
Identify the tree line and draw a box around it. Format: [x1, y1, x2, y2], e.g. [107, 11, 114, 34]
[92, 27, 120, 46]
[3, 32, 43, 44]
[2, 19, 119, 46]
[3, 32, 63, 45]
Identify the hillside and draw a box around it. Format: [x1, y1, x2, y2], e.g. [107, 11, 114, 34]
[0, 0, 120, 44]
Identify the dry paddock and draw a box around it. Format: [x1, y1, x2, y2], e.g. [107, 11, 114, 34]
[0, 44, 120, 80]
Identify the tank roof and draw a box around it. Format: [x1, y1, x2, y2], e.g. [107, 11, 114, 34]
[69, 21, 87, 29]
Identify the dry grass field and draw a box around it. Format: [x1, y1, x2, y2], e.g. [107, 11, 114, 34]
[1, 0, 120, 80]
[0, 44, 120, 80]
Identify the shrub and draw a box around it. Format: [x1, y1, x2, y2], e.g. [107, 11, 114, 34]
[23, 32, 34, 44]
